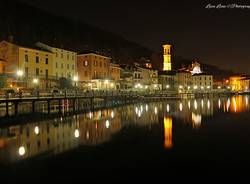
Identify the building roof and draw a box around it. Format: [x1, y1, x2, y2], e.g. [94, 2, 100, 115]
[192, 73, 212, 76]
[158, 70, 176, 76]
[78, 51, 111, 59]
[0, 40, 53, 54]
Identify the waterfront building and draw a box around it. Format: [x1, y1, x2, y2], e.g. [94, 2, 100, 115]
[36, 42, 77, 80]
[192, 73, 213, 91]
[176, 71, 193, 91]
[133, 63, 159, 90]
[77, 52, 117, 90]
[158, 70, 176, 91]
[0, 40, 53, 90]
[119, 64, 134, 90]
[109, 62, 121, 89]
[230, 75, 250, 92]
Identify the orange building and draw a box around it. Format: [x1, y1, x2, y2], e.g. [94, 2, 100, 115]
[77, 53, 119, 89]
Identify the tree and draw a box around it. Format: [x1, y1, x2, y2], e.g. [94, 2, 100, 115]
[58, 77, 73, 89]
[0, 76, 7, 88]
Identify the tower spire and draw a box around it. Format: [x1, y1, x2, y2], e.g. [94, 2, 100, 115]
[162, 44, 172, 71]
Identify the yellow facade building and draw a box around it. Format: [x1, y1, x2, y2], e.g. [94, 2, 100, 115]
[0, 40, 53, 89]
[36, 42, 77, 80]
[163, 44, 172, 71]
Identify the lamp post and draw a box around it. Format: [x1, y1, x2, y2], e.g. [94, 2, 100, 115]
[73, 76, 78, 97]
[33, 78, 39, 97]
[16, 70, 23, 88]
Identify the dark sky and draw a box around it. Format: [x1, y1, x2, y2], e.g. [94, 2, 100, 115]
[20, 0, 250, 74]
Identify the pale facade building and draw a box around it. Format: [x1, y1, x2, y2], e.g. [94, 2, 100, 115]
[36, 42, 77, 80]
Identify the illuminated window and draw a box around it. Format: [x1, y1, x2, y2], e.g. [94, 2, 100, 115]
[45, 58, 48, 64]
[84, 60, 88, 66]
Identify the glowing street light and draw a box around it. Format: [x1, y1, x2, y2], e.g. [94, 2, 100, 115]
[18, 146, 26, 156]
[166, 85, 170, 89]
[34, 126, 39, 135]
[105, 120, 110, 129]
[17, 70, 24, 77]
[73, 76, 78, 82]
[33, 78, 39, 84]
[74, 129, 80, 138]
[194, 85, 198, 90]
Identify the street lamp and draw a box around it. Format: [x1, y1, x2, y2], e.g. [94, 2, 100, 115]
[33, 78, 39, 84]
[17, 70, 23, 77]
[166, 85, 170, 89]
[104, 79, 109, 90]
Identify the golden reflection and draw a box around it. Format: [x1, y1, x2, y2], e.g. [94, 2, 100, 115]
[179, 102, 183, 112]
[188, 101, 191, 109]
[166, 104, 170, 113]
[164, 116, 173, 149]
[18, 146, 26, 156]
[194, 100, 198, 110]
[192, 113, 202, 129]
[218, 99, 221, 109]
[229, 96, 249, 113]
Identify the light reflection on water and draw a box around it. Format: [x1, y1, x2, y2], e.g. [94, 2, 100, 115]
[0, 95, 249, 163]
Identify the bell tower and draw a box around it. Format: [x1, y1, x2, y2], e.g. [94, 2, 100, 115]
[163, 44, 172, 71]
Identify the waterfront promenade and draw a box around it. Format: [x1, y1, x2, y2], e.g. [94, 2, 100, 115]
[0, 89, 236, 118]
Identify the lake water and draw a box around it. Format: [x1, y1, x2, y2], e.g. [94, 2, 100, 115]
[0, 95, 250, 181]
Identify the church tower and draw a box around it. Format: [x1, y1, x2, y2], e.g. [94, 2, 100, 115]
[163, 44, 172, 71]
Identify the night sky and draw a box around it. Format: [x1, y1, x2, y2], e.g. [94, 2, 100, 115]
[20, 0, 250, 74]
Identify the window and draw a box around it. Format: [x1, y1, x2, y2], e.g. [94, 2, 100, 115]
[55, 52, 58, 57]
[45, 58, 48, 65]
[67, 54, 69, 60]
[61, 53, 63, 58]
[67, 64, 69, 69]
[100, 61, 102, 67]
[72, 55, 75, 60]
[56, 73, 58, 79]
[85, 71, 88, 77]
[25, 55, 28, 62]
[36, 56, 39, 63]
[84, 61, 88, 66]
[72, 65, 74, 70]
[36, 68, 39, 76]
[56, 62, 58, 68]
[61, 63, 63, 69]
[94, 71, 97, 77]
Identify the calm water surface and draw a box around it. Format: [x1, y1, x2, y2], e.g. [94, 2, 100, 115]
[0, 95, 250, 180]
